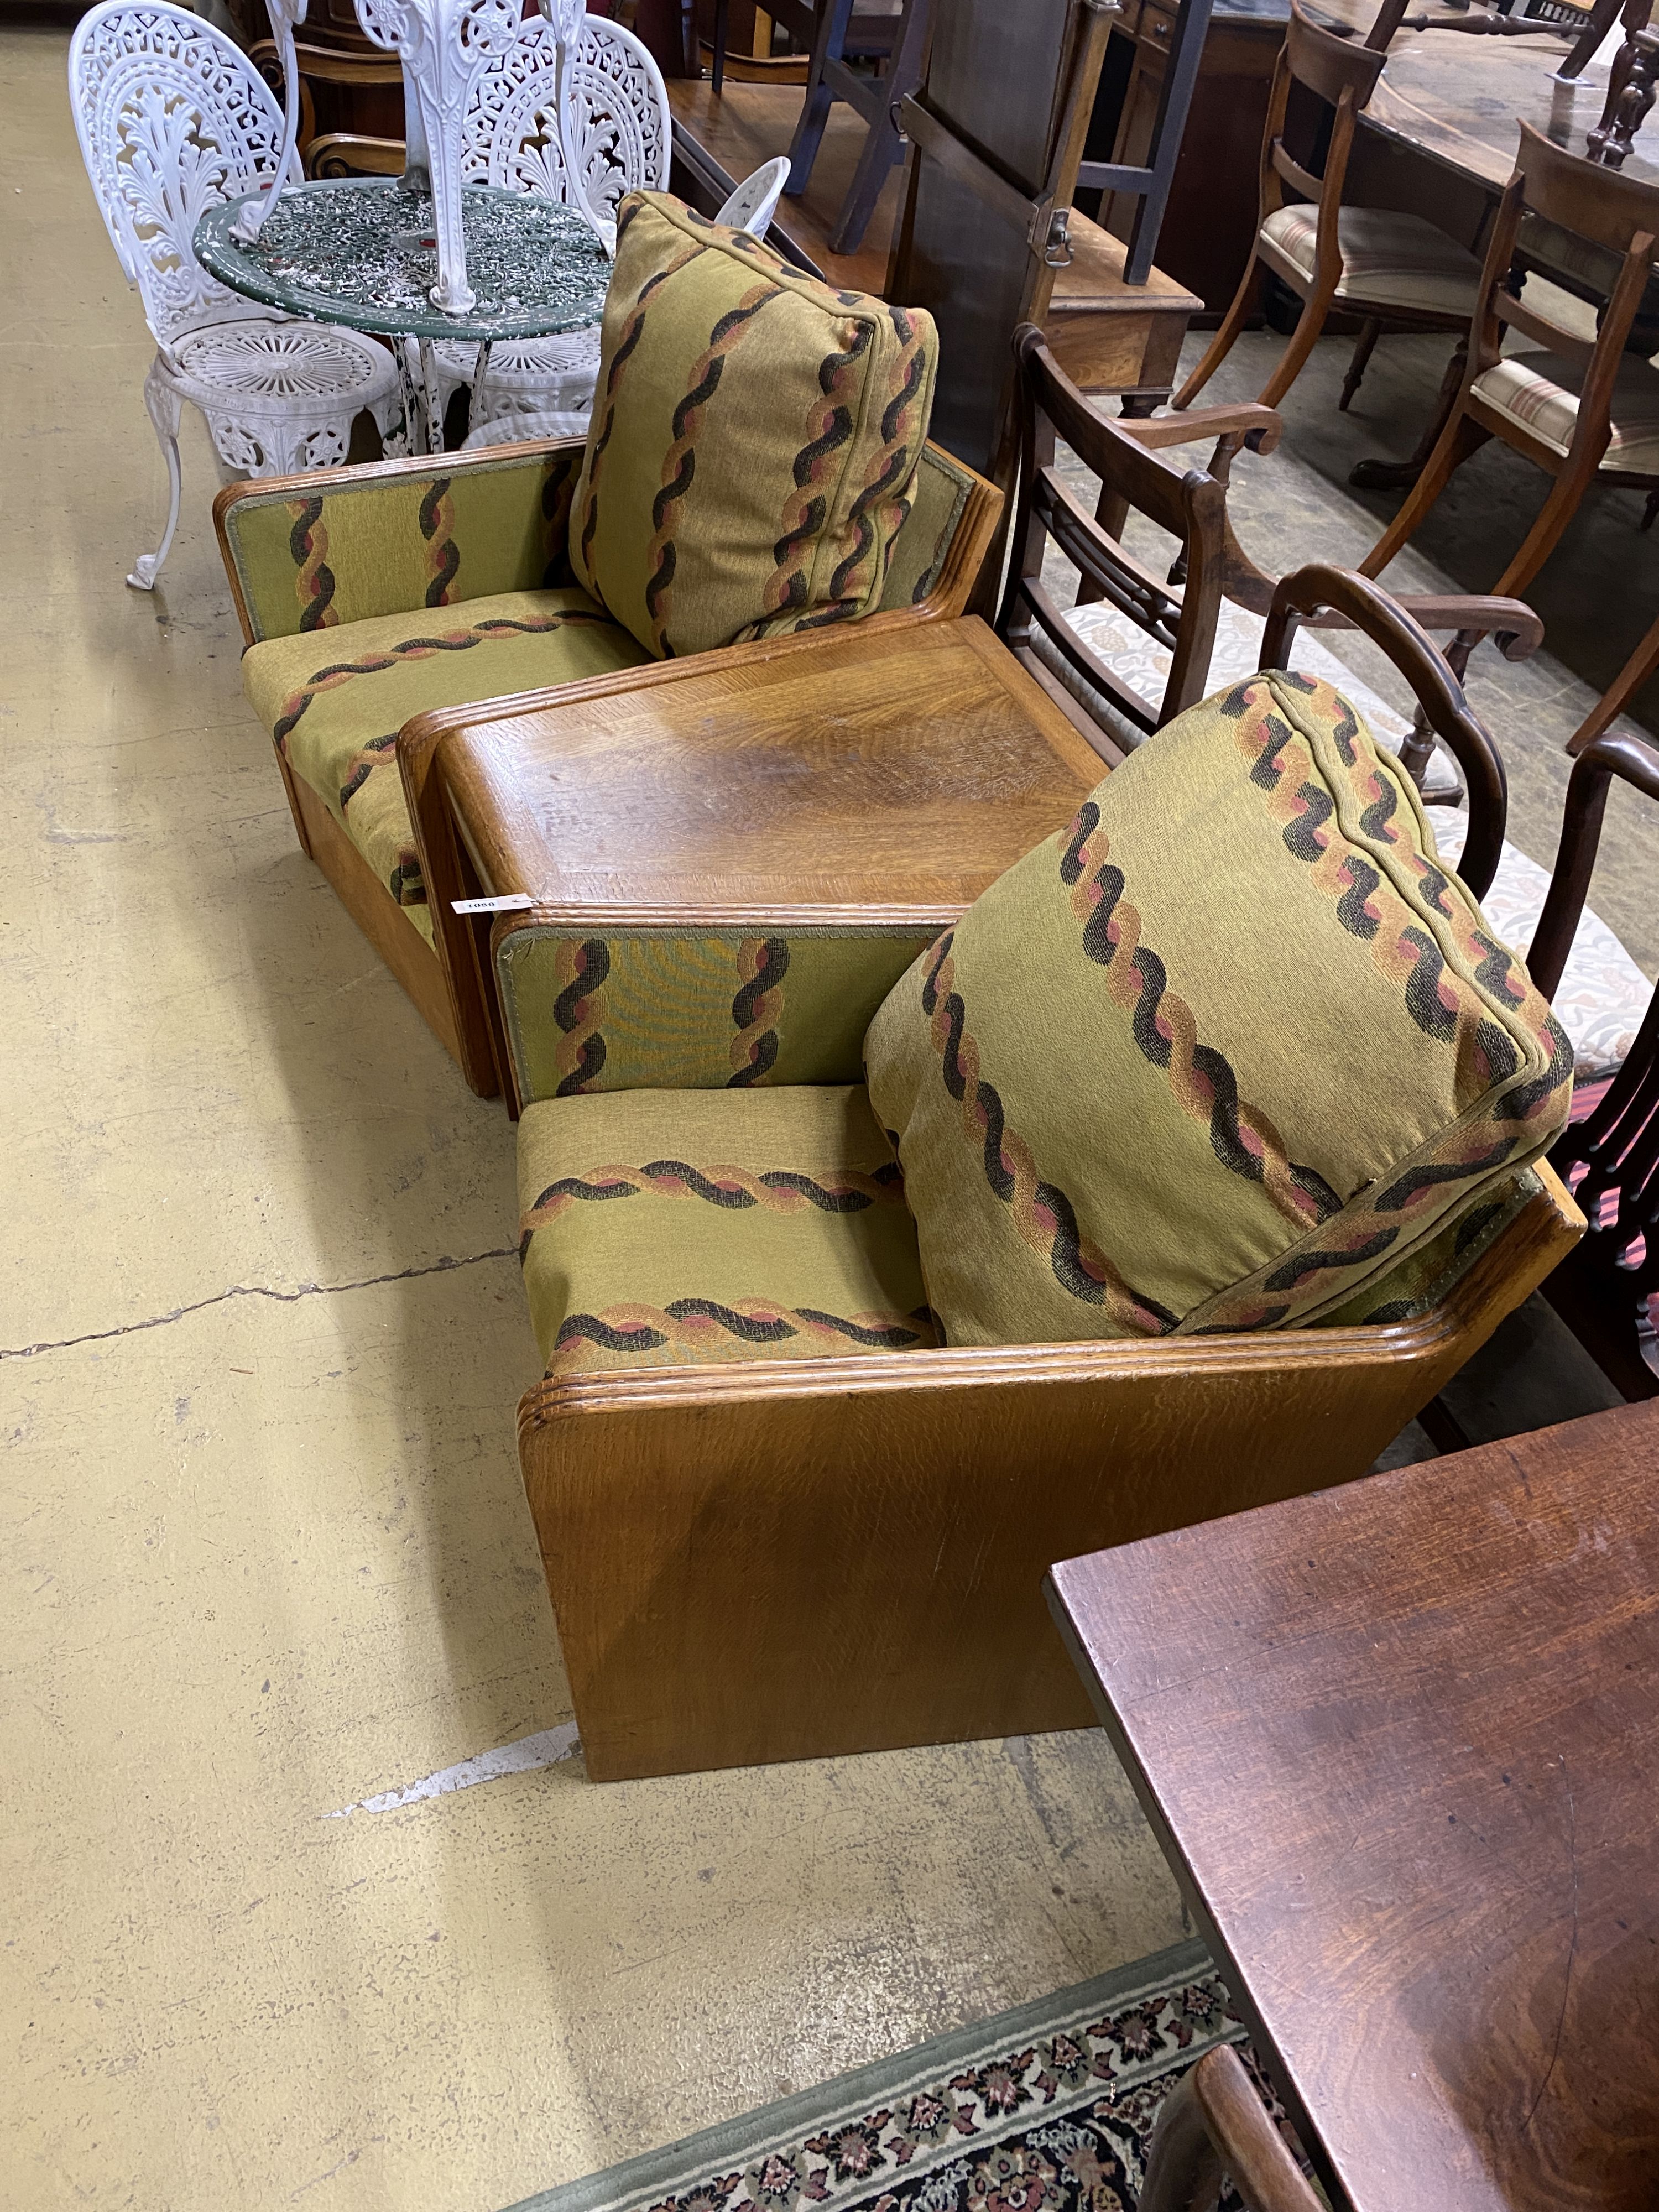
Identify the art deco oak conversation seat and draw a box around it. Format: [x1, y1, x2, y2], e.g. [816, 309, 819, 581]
[492, 573, 1582, 1781]
[213, 191, 999, 1098]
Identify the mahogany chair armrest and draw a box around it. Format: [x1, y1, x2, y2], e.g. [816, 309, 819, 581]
[1139, 2046, 1326, 2212]
[1122, 404, 1285, 456]
[1388, 593, 1545, 661]
[1262, 563, 1508, 899]
[1527, 732, 1659, 998]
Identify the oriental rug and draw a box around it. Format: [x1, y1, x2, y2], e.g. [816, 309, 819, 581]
[505, 1938, 1278, 2212]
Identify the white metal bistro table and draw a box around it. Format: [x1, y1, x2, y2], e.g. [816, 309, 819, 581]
[194, 176, 611, 452]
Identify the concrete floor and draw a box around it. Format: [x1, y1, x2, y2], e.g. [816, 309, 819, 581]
[5, 14, 1656, 2208]
[2, 24, 1186, 2212]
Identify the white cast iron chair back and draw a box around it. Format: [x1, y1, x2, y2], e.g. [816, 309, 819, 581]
[69, 0, 401, 591]
[465, 11, 670, 240]
[417, 12, 667, 445]
[455, 155, 805, 448]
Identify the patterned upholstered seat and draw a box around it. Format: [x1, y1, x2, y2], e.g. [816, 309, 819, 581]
[240, 587, 648, 941]
[517, 1084, 937, 1379]
[1259, 205, 1483, 319]
[1471, 349, 1659, 473]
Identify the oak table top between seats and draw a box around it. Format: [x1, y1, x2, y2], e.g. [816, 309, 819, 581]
[411, 612, 1108, 1098]
[1049, 1397, 1659, 2212]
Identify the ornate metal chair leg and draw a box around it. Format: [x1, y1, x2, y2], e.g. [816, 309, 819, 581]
[129, 357, 184, 592]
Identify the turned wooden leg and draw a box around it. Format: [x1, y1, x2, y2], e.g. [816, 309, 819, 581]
[1350, 333, 1469, 492]
[1340, 318, 1381, 411]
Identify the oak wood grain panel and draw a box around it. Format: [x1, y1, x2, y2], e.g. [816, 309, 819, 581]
[431, 615, 1103, 911]
[287, 768, 470, 1076]
[1051, 1371, 1658, 2212]
[519, 1168, 1580, 1780]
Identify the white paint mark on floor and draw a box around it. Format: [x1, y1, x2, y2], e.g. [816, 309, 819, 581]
[322, 1723, 581, 1818]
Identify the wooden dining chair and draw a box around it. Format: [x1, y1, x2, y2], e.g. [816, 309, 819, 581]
[1139, 2045, 1322, 2212]
[1000, 325, 1542, 797]
[1360, 122, 1659, 698]
[1527, 731, 1659, 1399]
[1173, 0, 1483, 418]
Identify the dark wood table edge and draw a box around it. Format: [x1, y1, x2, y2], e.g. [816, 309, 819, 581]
[1045, 1559, 1355, 2212]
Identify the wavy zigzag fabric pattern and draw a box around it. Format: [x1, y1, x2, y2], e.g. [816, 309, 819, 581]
[570, 192, 938, 660]
[864, 671, 1575, 1345]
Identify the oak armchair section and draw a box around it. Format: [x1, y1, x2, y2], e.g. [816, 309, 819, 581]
[493, 889, 1582, 1782]
[213, 431, 1001, 1098]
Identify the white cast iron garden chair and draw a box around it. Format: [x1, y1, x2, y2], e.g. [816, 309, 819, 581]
[69, 0, 403, 590]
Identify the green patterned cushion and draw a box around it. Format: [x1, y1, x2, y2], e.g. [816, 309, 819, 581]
[518, 1085, 937, 1380]
[497, 923, 941, 1104]
[570, 192, 938, 659]
[241, 587, 649, 941]
[863, 671, 1575, 1345]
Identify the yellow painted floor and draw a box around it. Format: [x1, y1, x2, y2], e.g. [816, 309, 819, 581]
[0, 22, 1185, 2209]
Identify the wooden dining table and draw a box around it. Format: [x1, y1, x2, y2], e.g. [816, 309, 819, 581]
[1049, 1397, 1659, 2212]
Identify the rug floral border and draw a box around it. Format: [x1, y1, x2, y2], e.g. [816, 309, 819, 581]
[504, 1938, 1245, 2212]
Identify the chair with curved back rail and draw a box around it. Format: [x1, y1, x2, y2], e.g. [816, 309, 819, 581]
[1173, 0, 1483, 420]
[1000, 325, 1541, 773]
[1360, 123, 1659, 709]
[1527, 732, 1659, 1400]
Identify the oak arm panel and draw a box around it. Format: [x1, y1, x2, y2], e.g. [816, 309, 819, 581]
[492, 905, 952, 1112]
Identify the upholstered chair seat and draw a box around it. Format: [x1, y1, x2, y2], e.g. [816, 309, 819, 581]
[241, 587, 649, 940]
[1470, 349, 1659, 473]
[1259, 204, 1483, 318]
[518, 1086, 938, 1381]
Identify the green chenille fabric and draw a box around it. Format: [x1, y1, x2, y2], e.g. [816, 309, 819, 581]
[864, 671, 1575, 1347]
[517, 1085, 938, 1380]
[221, 447, 585, 643]
[569, 192, 938, 659]
[241, 588, 649, 940]
[495, 924, 941, 1105]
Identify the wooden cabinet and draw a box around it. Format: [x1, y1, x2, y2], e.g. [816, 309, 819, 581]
[1092, 0, 1288, 316]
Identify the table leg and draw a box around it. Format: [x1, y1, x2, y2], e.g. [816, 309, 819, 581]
[470, 338, 493, 445]
[395, 338, 429, 457]
[419, 337, 447, 454]
[1349, 335, 1469, 494]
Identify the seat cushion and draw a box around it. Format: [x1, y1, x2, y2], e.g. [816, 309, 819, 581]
[241, 586, 649, 941]
[1472, 349, 1659, 474]
[1260, 205, 1482, 317]
[570, 191, 938, 659]
[863, 671, 1574, 1347]
[518, 1084, 938, 1379]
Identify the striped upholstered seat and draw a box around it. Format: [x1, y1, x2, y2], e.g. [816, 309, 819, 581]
[1472, 350, 1659, 474]
[1260, 205, 1483, 319]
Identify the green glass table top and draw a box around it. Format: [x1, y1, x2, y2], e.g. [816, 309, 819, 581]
[194, 178, 613, 343]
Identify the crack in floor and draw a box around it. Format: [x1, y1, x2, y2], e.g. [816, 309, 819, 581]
[0, 1248, 519, 1361]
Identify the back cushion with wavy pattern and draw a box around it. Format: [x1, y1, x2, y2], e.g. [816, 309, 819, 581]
[569, 191, 937, 659]
[863, 670, 1575, 1345]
